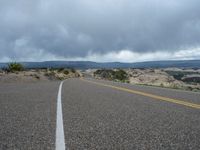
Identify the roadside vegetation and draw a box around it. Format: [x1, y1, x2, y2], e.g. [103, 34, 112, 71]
[91, 68, 200, 92]
[2, 62, 24, 72]
[44, 68, 80, 80]
[0, 65, 80, 83]
[94, 69, 129, 82]
[8, 62, 24, 72]
[165, 70, 200, 84]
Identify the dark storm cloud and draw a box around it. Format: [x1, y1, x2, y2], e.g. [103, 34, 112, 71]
[0, 0, 200, 61]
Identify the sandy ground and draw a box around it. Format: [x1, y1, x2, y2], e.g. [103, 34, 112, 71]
[84, 68, 200, 92]
[127, 68, 200, 91]
[0, 69, 80, 83]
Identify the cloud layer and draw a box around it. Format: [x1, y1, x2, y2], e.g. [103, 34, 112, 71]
[0, 0, 200, 62]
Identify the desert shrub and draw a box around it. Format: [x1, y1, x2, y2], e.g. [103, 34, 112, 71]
[165, 71, 199, 81]
[94, 69, 102, 75]
[49, 68, 57, 71]
[170, 84, 179, 89]
[125, 80, 130, 83]
[160, 83, 164, 87]
[94, 69, 114, 79]
[182, 77, 200, 83]
[40, 67, 48, 70]
[44, 72, 49, 76]
[44, 71, 58, 80]
[186, 86, 193, 91]
[58, 68, 65, 72]
[112, 69, 128, 81]
[58, 76, 65, 80]
[32, 74, 40, 79]
[70, 68, 76, 73]
[8, 62, 24, 72]
[64, 70, 69, 75]
[165, 71, 184, 80]
[173, 74, 184, 80]
[94, 69, 128, 82]
[44, 71, 55, 77]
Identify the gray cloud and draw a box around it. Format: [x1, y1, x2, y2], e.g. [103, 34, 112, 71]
[0, 0, 200, 61]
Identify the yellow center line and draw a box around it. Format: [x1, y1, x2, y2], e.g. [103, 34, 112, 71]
[80, 78, 200, 109]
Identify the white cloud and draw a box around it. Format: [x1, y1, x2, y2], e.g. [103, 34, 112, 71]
[1, 48, 200, 63]
[60, 47, 200, 62]
[1, 0, 200, 61]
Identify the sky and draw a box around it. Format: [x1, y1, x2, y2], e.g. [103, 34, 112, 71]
[0, 0, 200, 62]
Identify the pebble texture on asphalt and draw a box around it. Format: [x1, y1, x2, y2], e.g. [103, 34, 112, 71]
[0, 82, 59, 150]
[62, 79, 200, 150]
[0, 78, 200, 150]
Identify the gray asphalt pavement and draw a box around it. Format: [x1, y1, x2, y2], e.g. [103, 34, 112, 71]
[62, 78, 200, 150]
[0, 81, 60, 150]
[0, 78, 200, 149]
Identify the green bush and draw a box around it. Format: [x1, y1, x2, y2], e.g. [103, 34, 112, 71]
[8, 62, 24, 72]
[112, 69, 128, 81]
[94, 69, 128, 82]
[45, 71, 55, 76]
[94, 69, 114, 80]
[63, 70, 69, 75]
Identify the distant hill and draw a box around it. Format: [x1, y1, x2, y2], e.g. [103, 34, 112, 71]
[0, 60, 200, 69]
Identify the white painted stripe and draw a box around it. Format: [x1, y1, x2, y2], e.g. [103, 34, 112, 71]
[56, 81, 66, 150]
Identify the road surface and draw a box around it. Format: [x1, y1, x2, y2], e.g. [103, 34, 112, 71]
[0, 78, 200, 149]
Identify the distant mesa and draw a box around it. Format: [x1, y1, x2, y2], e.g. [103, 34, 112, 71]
[0, 60, 200, 69]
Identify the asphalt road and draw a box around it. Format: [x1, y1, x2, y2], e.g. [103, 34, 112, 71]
[0, 81, 59, 150]
[0, 78, 200, 149]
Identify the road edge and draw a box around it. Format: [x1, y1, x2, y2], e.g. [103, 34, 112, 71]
[55, 81, 66, 150]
